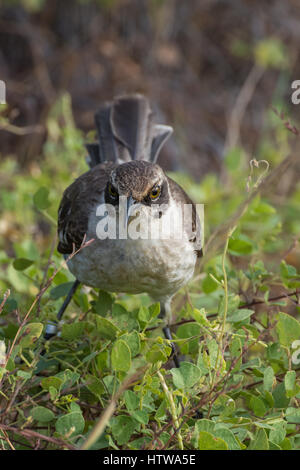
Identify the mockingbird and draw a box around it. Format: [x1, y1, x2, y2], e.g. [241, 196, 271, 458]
[46, 94, 203, 367]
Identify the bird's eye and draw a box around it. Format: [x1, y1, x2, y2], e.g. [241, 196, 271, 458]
[150, 186, 161, 200]
[108, 184, 118, 198]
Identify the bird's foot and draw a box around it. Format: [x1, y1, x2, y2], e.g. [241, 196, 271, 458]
[163, 325, 180, 368]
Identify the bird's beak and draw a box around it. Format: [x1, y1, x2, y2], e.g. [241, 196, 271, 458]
[125, 195, 135, 230]
[125, 195, 140, 230]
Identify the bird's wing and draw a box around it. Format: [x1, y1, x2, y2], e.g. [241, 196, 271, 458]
[167, 177, 203, 258]
[57, 162, 116, 254]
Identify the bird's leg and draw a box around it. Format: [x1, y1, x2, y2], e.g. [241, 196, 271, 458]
[159, 300, 180, 368]
[44, 279, 81, 340]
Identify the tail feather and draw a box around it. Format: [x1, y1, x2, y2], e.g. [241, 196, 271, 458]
[151, 124, 174, 163]
[85, 143, 100, 168]
[86, 94, 173, 168]
[94, 104, 117, 163]
[111, 94, 152, 160]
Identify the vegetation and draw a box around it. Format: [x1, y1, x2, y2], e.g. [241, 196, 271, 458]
[1, 91, 300, 450]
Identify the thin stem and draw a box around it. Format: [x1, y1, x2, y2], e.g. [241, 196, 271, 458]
[157, 370, 183, 450]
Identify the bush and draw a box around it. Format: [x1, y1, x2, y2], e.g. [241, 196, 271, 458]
[0, 96, 300, 450]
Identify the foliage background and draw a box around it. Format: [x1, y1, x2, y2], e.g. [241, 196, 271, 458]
[0, 0, 300, 450]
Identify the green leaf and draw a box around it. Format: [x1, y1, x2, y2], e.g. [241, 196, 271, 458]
[254, 201, 276, 215]
[207, 339, 225, 371]
[124, 390, 139, 411]
[155, 400, 167, 420]
[93, 291, 114, 316]
[263, 390, 274, 408]
[95, 316, 120, 340]
[131, 409, 149, 425]
[111, 303, 128, 317]
[229, 337, 242, 372]
[56, 411, 85, 437]
[148, 303, 161, 319]
[49, 386, 58, 401]
[280, 438, 292, 450]
[285, 407, 300, 424]
[276, 312, 300, 347]
[249, 396, 267, 417]
[280, 260, 297, 279]
[263, 366, 275, 391]
[19, 323, 43, 349]
[110, 415, 138, 445]
[55, 369, 80, 389]
[145, 343, 170, 364]
[96, 351, 109, 370]
[254, 38, 287, 69]
[198, 431, 228, 450]
[0, 298, 18, 315]
[284, 370, 299, 398]
[267, 342, 287, 367]
[114, 313, 139, 332]
[111, 339, 131, 372]
[269, 422, 286, 445]
[228, 236, 253, 256]
[33, 186, 51, 210]
[269, 441, 281, 450]
[176, 322, 201, 354]
[248, 428, 269, 450]
[227, 309, 254, 323]
[119, 331, 140, 358]
[86, 375, 105, 398]
[191, 308, 210, 327]
[202, 274, 219, 293]
[272, 382, 290, 408]
[50, 282, 75, 300]
[17, 370, 32, 380]
[61, 322, 88, 341]
[170, 362, 201, 389]
[214, 427, 241, 450]
[194, 419, 215, 435]
[30, 406, 55, 423]
[103, 375, 119, 395]
[13, 258, 34, 271]
[41, 376, 63, 391]
[218, 293, 240, 317]
[138, 306, 150, 324]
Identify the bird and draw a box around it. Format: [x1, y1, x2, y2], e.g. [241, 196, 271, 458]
[45, 94, 203, 367]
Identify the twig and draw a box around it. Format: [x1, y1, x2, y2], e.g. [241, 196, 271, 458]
[0, 289, 10, 314]
[80, 366, 148, 450]
[36, 233, 57, 315]
[225, 64, 265, 151]
[240, 289, 300, 309]
[157, 370, 184, 450]
[0, 424, 76, 450]
[272, 107, 300, 136]
[0, 429, 15, 450]
[0, 121, 44, 135]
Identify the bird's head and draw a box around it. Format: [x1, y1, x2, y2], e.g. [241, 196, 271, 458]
[105, 161, 170, 227]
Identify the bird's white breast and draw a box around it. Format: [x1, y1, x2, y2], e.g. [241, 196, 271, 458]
[67, 198, 197, 301]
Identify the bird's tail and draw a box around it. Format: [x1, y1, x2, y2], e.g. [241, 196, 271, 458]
[86, 94, 173, 168]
